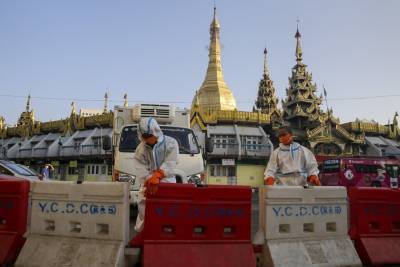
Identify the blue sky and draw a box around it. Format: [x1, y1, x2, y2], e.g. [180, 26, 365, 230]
[0, 0, 399, 125]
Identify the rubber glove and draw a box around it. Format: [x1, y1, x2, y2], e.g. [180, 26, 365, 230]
[264, 176, 275, 186]
[145, 169, 166, 196]
[308, 175, 321, 186]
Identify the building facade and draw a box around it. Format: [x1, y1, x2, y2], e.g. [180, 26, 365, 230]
[0, 95, 115, 181]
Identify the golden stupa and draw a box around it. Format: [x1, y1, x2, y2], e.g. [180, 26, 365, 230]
[192, 8, 237, 112]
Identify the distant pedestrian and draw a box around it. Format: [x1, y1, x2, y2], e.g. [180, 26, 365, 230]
[42, 164, 54, 180]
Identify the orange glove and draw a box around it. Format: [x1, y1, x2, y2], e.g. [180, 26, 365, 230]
[145, 169, 166, 196]
[264, 176, 275, 186]
[308, 175, 321, 186]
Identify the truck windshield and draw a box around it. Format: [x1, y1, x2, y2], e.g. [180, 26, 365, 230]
[119, 125, 200, 154]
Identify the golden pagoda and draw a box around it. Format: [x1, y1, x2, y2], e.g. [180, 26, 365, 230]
[17, 94, 35, 127]
[191, 7, 237, 112]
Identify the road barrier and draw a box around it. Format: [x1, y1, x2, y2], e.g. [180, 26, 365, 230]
[132, 183, 257, 267]
[0, 176, 30, 266]
[258, 186, 361, 267]
[15, 181, 129, 267]
[348, 187, 400, 266]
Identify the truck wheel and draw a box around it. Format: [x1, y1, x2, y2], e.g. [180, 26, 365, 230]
[371, 181, 381, 188]
[176, 176, 182, 183]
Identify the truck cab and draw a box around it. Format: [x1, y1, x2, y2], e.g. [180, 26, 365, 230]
[112, 104, 205, 205]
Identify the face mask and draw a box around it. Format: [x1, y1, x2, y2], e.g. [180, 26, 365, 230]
[144, 135, 158, 146]
[279, 133, 292, 145]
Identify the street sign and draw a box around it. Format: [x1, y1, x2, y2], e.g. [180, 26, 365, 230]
[222, 159, 235, 166]
[69, 160, 77, 168]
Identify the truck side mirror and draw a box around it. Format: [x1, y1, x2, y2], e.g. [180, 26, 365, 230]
[205, 137, 214, 153]
[102, 136, 112, 151]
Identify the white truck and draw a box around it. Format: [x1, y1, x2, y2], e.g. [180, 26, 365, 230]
[110, 104, 205, 206]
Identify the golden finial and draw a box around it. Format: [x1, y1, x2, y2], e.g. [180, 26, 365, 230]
[123, 94, 128, 107]
[211, 4, 220, 30]
[263, 47, 269, 77]
[295, 18, 303, 63]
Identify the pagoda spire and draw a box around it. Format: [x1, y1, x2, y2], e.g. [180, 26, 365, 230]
[295, 21, 303, 63]
[26, 94, 31, 112]
[282, 26, 323, 131]
[103, 92, 108, 113]
[255, 48, 280, 118]
[263, 47, 269, 77]
[208, 6, 222, 76]
[71, 101, 77, 115]
[123, 94, 128, 107]
[191, 7, 237, 112]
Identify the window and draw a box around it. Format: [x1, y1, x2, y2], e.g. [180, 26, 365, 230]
[107, 165, 112, 175]
[101, 165, 106, 175]
[227, 166, 236, 177]
[119, 126, 200, 154]
[91, 165, 95, 174]
[87, 165, 91, 174]
[209, 165, 215, 176]
[93, 138, 101, 148]
[209, 165, 236, 178]
[0, 162, 34, 176]
[323, 159, 340, 173]
[0, 165, 13, 176]
[386, 165, 399, 178]
[74, 140, 83, 151]
[211, 135, 236, 150]
[95, 165, 99, 175]
[242, 136, 262, 150]
[216, 139, 221, 148]
[68, 167, 77, 175]
[354, 164, 380, 174]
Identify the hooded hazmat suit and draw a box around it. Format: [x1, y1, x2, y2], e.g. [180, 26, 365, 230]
[264, 142, 319, 186]
[133, 117, 179, 232]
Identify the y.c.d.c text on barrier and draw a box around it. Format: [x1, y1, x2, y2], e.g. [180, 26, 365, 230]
[271, 204, 343, 218]
[37, 201, 117, 215]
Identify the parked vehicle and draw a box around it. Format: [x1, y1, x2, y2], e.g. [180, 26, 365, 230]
[0, 160, 40, 181]
[17, 164, 44, 180]
[320, 157, 399, 188]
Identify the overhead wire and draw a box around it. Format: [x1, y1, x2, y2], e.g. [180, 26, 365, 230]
[0, 93, 400, 104]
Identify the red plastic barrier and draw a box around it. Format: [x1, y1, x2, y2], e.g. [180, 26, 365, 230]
[348, 187, 400, 266]
[138, 184, 256, 267]
[0, 176, 30, 266]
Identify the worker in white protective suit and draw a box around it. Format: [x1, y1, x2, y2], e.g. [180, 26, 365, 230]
[264, 126, 321, 186]
[132, 117, 179, 233]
